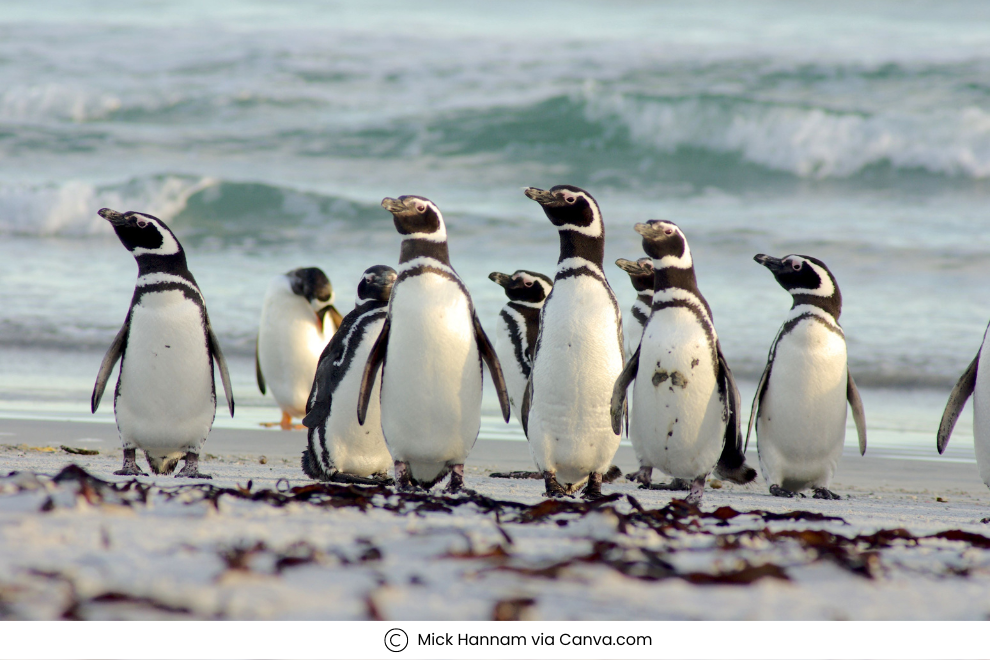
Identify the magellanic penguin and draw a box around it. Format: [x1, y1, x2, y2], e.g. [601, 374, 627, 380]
[611, 221, 756, 504]
[939, 320, 990, 489]
[488, 270, 553, 425]
[301, 266, 396, 484]
[747, 254, 867, 499]
[257, 267, 343, 430]
[615, 257, 654, 361]
[91, 208, 234, 479]
[358, 196, 511, 492]
[522, 185, 624, 499]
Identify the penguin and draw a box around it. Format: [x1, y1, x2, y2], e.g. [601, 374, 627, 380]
[301, 266, 396, 484]
[746, 253, 867, 499]
[610, 220, 755, 504]
[358, 196, 511, 492]
[521, 185, 624, 499]
[615, 257, 654, 361]
[488, 270, 553, 425]
[939, 321, 990, 489]
[91, 208, 234, 479]
[257, 267, 343, 430]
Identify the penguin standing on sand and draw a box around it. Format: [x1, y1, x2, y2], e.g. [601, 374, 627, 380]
[611, 221, 755, 504]
[615, 257, 654, 361]
[488, 270, 553, 425]
[301, 266, 396, 484]
[747, 253, 867, 499]
[358, 196, 511, 492]
[257, 267, 343, 430]
[939, 318, 990, 489]
[91, 208, 234, 479]
[522, 185, 624, 499]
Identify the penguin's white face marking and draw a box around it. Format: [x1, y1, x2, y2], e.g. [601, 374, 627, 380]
[779, 255, 835, 298]
[382, 195, 447, 242]
[128, 214, 181, 257]
[524, 185, 603, 238]
[635, 220, 693, 270]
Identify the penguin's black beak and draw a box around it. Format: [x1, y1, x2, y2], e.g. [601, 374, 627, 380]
[98, 208, 128, 226]
[523, 187, 558, 206]
[488, 272, 512, 289]
[754, 254, 786, 273]
[633, 221, 666, 240]
[615, 258, 646, 275]
[381, 197, 408, 214]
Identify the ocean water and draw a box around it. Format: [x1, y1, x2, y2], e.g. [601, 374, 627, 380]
[2, 1, 990, 458]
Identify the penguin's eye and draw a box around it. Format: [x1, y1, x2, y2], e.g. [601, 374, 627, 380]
[663, 227, 674, 236]
[792, 262, 802, 271]
[564, 195, 576, 204]
[136, 219, 148, 228]
[524, 281, 533, 287]
[416, 204, 426, 213]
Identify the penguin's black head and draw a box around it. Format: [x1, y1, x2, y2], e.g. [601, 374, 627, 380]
[754, 253, 842, 318]
[615, 257, 655, 292]
[524, 185, 603, 237]
[381, 195, 446, 241]
[488, 270, 553, 304]
[99, 208, 184, 261]
[357, 265, 397, 303]
[634, 220, 692, 268]
[288, 267, 334, 312]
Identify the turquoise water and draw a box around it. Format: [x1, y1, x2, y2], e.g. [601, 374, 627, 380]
[1, 1, 990, 456]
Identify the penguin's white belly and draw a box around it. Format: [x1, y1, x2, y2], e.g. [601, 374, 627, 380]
[528, 278, 623, 486]
[494, 313, 528, 425]
[381, 274, 482, 482]
[322, 318, 392, 477]
[972, 333, 990, 486]
[757, 320, 847, 491]
[116, 290, 215, 454]
[259, 297, 330, 418]
[630, 308, 724, 479]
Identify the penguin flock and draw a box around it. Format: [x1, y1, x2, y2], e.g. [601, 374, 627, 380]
[88, 185, 988, 503]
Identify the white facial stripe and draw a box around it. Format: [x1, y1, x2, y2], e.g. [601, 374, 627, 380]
[555, 191, 603, 238]
[402, 200, 447, 242]
[556, 256, 604, 278]
[788, 303, 840, 329]
[788, 258, 835, 297]
[131, 217, 181, 257]
[509, 299, 544, 309]
[652, 224, 693, 270]
[333, 307, 382, 366]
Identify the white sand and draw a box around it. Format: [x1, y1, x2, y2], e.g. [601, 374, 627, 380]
[1, 418, 990, 620]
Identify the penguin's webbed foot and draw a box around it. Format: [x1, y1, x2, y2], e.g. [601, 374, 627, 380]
[625, 466, 652, 487]
[394, 461, 415, 492]
[542, 471, 567, 498]
[175, 453, 212, 479]
[329, 472, 389, 486]
[769, 484, 797, 498]
[581, 472, 604, 501]
[444, 464, 471, 494]
[813, 487, 841, 500]
[684, 476, 706, 505]
[114, 448, 148, 477]
[645, 477, 692, 491]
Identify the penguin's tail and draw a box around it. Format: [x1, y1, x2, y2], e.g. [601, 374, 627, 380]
[145, 451, 183, 475]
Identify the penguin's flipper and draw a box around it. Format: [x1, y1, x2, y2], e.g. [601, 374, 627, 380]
[255, 337, 266, 395]
[717, 342, 744, 453]
[302, 328, 349, 428]
[610, 346, 640, 435]
[745, 359, 772, 452]
[357, 317, 390, 425]
[521, 375, 532, 437]
[473, 313, 511, 423]
[847, 370, 867, 455]
[207, 323, 235, 417]
[327, 305, 345, 333]
[938, 351, 979, 454]
[91, 321, 128, 413]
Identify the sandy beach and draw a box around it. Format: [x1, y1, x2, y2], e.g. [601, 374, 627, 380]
[3, 415, 990, 621]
